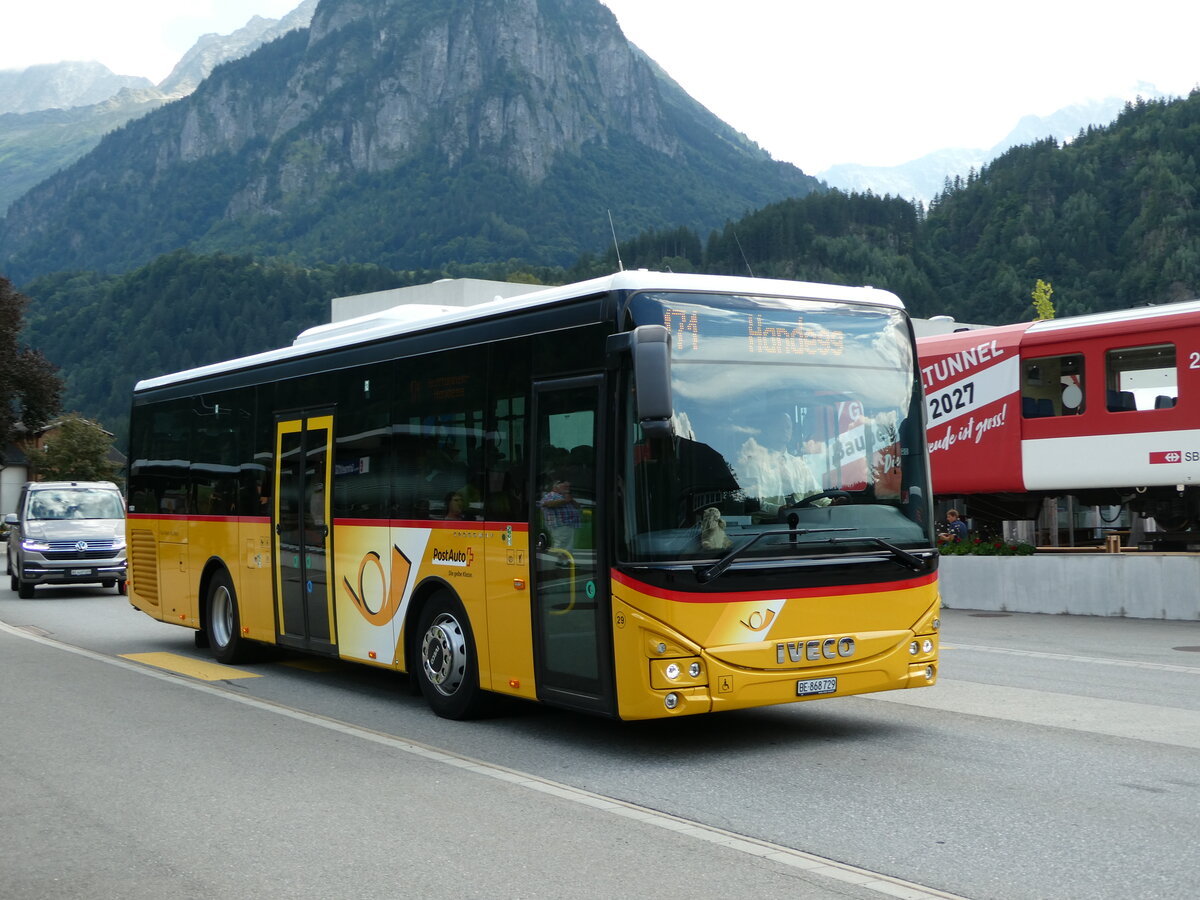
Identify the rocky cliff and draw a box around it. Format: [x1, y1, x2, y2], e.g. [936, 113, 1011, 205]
[0, 0, 816, 280]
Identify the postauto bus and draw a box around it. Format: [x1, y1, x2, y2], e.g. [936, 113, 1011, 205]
[125, 271, 940, 719]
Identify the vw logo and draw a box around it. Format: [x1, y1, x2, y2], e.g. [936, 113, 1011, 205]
[75, 540, 88, 552]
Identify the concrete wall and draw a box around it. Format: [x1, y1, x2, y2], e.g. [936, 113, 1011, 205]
[938, 554, 1200, 620]
[331, 278, 541, 322]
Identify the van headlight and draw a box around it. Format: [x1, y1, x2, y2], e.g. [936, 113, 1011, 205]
[22, 539, 51, 551]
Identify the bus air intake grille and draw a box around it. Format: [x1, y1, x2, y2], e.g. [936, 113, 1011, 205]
[130, 530, 159, 603]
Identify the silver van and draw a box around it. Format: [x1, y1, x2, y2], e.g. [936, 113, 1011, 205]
[5, 481, 127, 599]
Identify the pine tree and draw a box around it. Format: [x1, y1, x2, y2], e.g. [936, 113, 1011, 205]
[0, 275, 63, 458]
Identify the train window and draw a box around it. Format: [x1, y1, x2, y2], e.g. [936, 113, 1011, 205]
[1023, 354, 1084, 417]
[1106, 344, 1177, 412]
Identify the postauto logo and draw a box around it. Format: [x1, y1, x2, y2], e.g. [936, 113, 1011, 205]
[431, 547, 474, 568]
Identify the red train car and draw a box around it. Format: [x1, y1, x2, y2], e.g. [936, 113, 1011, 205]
[917, 300, 1200, 536]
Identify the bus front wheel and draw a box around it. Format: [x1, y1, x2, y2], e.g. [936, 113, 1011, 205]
[415, 592, 489, 720]
[206, 570, 252, 665]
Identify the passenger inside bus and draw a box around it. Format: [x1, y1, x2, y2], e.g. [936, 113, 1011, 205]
[736, 411, 826, 520]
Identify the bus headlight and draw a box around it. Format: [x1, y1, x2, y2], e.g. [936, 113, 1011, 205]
[664, 693, 679, 710]
[650, 657, 705, 689]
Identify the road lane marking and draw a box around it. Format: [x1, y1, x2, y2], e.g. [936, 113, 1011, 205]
[944, 642, 1200, 675]
[867, 679, 1200, 750]
[2, 619, 970, 900]
[119, 651, 261, 681]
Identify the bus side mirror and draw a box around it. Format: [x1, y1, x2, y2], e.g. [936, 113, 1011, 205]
[631, 324, 673, 439]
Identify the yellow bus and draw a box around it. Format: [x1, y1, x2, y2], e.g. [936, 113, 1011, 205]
[126, 272, 940, 719]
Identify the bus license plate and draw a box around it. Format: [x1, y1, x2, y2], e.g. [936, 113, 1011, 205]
[70, 569, 92, 576]
[796, 677, 837, 697]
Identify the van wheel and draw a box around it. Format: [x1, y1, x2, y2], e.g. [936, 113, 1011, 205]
[415, 591, 490, 719]
[17, 577, 34, 599]
[117, 579, 127, 595]
[206, 570, 252, 664]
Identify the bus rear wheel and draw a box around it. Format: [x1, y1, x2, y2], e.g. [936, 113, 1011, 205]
[206, 570, 252, 664]
[415, 592, 490, 720]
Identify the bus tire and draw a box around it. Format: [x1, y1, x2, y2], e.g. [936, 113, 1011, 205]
[206, 569, 252, 664]
[415, 591, 490, 720]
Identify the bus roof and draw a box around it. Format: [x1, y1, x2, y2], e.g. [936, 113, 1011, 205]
[133, 271, 905, 393]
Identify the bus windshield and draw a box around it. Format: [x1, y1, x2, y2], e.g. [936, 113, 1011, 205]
[622, 291, 933, 564]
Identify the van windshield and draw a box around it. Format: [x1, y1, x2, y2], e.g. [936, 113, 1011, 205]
[27, 489, 124, 521]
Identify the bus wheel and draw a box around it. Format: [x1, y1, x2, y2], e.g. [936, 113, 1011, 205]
[416, 592, 489, 719]
[207, 570, 251, 664]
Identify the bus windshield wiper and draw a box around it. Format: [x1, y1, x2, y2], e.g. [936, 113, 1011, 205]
[695, 527, 856, 584]
[824, 536, 933, 572]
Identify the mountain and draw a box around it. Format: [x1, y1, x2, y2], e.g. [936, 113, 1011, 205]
[0, 88, 169, 215]
[0, 0, 818, 283]
[158, 0, 319, 96]
[0, 1, 319, 217]
[0, 62, 154, 115]
[23, 92, 1200, 433]
[819, 86, 1168, 203]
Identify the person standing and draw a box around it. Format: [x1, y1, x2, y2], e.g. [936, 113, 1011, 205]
[945, 508, 968, 542]
[539, 477, 581, 551]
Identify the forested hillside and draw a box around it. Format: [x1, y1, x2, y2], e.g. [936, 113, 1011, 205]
[923, 94, 1200, 324]
[20, 252, 435, 439]
[16, 88, 1200, 440]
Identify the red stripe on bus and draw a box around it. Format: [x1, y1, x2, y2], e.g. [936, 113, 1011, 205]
[126, 513, 527, 532]
[333, 519, 529, 531]
[127, 513, 270, 524]
[611, 568, 936, 604]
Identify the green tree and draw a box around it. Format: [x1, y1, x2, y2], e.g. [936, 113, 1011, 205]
[36, 416, 119, 483]
[1032, 279, 1056, 320]
[0, 275, 62, 458]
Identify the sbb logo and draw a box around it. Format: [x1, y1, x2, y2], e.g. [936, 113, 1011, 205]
[1148, 450, 1197, 464]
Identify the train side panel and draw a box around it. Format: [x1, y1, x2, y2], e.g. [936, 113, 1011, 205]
[1018, 305, 1200, 491]
[920, 324, 1030, 494]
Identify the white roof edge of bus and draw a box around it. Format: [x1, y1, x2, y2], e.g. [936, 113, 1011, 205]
[293, 304, 462, 345]
[133, 271, 904, 392]
[1027, 297, 1200, 334]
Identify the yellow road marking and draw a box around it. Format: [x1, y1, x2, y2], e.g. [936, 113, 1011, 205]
[120, 652, 261, 681]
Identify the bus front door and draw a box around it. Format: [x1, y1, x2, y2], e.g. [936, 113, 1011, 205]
[531, 377, 613, 713]
[273, 413, 337, 654]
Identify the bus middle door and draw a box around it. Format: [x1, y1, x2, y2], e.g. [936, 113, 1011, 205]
[273, 413, 337, 654]
[530, 376, 614, 714]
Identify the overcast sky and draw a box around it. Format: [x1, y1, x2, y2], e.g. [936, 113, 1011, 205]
[3, 1, 1199, 173]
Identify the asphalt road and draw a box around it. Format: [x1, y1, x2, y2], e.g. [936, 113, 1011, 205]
[2, 581, 1198, 899]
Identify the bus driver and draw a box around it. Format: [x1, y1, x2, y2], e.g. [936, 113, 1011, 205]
[737, 411, 826, 519]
